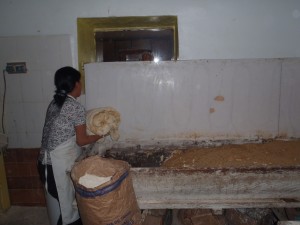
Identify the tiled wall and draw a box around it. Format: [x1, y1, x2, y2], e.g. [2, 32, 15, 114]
[4, 148, 45, 206]
[0, 35, 74, 205]
[0, 35, 74, 148]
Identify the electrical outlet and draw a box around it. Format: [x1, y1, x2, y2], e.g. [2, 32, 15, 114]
[6, 62, 27, 74]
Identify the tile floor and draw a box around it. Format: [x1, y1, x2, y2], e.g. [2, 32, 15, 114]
[0, 206, 182, 225]
[0, 206, 50, 225]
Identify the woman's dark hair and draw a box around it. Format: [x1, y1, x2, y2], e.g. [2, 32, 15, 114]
[53, 66, 81, 107]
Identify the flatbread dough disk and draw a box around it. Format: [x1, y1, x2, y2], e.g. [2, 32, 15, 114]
[86, 107, 121, 141]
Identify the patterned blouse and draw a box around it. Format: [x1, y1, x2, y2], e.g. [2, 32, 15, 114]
[38, 96, 86, 165]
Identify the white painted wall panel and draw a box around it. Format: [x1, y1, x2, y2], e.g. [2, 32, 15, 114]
[85, 59, 282, 145]
[1, 1, 300, 60]
[279, 58, 300, 138]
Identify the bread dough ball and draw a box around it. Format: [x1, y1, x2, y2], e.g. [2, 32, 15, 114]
[86, 107, 121, 141]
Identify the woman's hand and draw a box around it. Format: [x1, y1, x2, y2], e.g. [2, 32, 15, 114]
[75, 124, 103, 146]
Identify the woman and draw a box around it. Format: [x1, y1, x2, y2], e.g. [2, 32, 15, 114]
[37, 67, 103, 225]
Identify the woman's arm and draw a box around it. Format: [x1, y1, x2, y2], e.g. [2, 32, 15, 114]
[75, 124, 103, 146]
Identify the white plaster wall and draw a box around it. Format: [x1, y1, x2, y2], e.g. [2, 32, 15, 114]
[0, 0, 300, 60]
[85, 59, 299, 147]
[279, 59, 300, 138]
